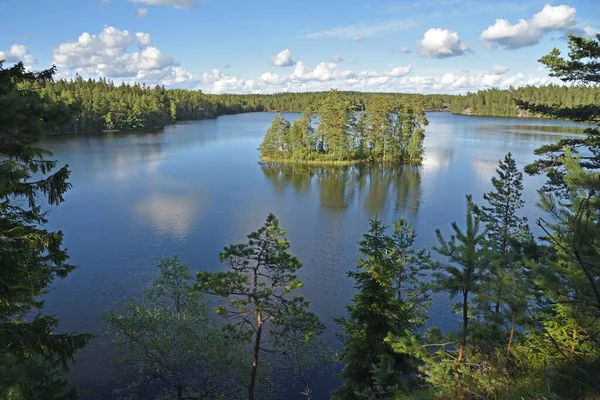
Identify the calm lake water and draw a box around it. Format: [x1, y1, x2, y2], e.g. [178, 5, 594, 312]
[40, 112, 585, 398]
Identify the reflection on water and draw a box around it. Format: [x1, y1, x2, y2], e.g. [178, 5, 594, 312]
[260, 162, 422, 215]
[476, 123, 587, 135]
[38, 112, 587, 399]
[135, 195, 200, 240]
[422, 148, 455, 172]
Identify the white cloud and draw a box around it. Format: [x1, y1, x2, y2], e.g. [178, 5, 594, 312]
[0, 44, 36, 65]
[480, 4, 579, 49]
[135, 32, 151, 47]
[388, 65, 412, 76]
[418, 28, 470, 58]
[52, 26, 194, 86]
[271, 49, 296, 67]
[303, 19, 418, 40]
[399, 46, 412, 54]
[490, 65, 510, 75]
[200, 60, 552, 95]
[584, 26, 600, 37]
[136, 8, 148, 17]
[330, 55, 343, 63]
[130, 0, 196, 9]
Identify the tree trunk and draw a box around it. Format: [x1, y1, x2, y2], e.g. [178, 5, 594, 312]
[177, 382, 183, 400]
[249, 311, 263, 400]
[507, 311, 515, 360]
[458, 289, 469, 363]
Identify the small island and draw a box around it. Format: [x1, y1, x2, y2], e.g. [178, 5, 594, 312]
[258, 89, 428, 165]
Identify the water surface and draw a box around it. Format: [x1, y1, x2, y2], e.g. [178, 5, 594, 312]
[40, 112, 584, 398]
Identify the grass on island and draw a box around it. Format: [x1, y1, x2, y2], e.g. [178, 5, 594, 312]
[259, 156, 422, 166]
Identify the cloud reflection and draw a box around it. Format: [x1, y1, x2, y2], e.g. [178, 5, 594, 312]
[135, 195, 200, 240]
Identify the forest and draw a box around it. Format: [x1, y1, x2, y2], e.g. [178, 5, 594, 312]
[258, 91, 427, 164]
[22, 73, 598, 135]
[1, 33, 600, 399]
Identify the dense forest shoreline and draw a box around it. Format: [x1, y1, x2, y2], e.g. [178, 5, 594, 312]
[35, 77, 599, 135]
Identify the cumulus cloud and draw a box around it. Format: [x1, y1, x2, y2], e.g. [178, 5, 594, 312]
[136, 8, 148, 17]
[303, 19, 418, 40]
[480, 4, 583, 49]
[0, 44, 36, 65]
[330, 55, 343, 63]
[418, 28, 470, 58]
[200, 60, 551, 95]
[52, 26, 194, 86]
[271, 49, 296, 67]
[584, 26, 600, 37]
[490, 65, 510, 75]
[399, 46, 412, 54]
[130, 0, 196, 9]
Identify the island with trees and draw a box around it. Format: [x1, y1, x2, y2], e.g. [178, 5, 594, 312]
[258, 90, 428, 165]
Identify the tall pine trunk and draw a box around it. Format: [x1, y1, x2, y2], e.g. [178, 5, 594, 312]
[249, 311, 263, 400]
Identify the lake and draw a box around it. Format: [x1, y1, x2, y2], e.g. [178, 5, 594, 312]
[40, 111, 584, 398]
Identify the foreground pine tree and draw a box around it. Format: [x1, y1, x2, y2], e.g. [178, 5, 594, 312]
[196, 214, 322, 400]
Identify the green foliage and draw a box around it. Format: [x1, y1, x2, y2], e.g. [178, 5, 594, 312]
[334, 218, 430, 399]
[475, 153, 531, 329]
[0, 62, 92, 399]
[526, 151, 600, 396]
[102, 257, 245, 400]
[196, 214, 322, 400]
[259, 90, 428, 165]
[522, 34, 600, 194]
[432, 195, 487, 365]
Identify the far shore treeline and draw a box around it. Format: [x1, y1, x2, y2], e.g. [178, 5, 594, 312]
[30, 75, 600, 134]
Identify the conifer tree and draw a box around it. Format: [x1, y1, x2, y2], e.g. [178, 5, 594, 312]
[258, 113, 291, 159]
[196, 214, 322, 400]
[522, 34, 600, 194]
[476, 153, 531, 324]
[433, 195, 487, 363]
[0, 62, 92, 399]
[335, 218, 425, 399]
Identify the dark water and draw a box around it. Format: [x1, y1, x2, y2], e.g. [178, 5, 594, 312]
[40, 112, 584, 398]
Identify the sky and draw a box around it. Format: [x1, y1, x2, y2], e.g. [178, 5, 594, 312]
[0, 0, 598, 94]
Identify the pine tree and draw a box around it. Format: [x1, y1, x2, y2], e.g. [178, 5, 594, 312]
[433, 195, 487, 363]
[522, 34, 600, 195]
[476, 153, 531, 323]
[530, 151, 600, 395]
[258, 113, 291, 159]
[196, 214, 322, 400]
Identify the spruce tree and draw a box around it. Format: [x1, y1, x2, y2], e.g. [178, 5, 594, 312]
[476, 153, 531, 324]
[0, 62, 92, 399]
[335, 218, 423, 399]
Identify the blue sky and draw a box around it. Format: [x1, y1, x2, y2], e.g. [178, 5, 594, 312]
[0, 0, 598, 93]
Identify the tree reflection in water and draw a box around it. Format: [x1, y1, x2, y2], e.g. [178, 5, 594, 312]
[260, 162, 422, 215]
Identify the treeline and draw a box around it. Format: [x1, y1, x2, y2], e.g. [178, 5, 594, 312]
[259, 90, 427, 164]
[33, 77, 599, 135]
[447, 84, 600, 117]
